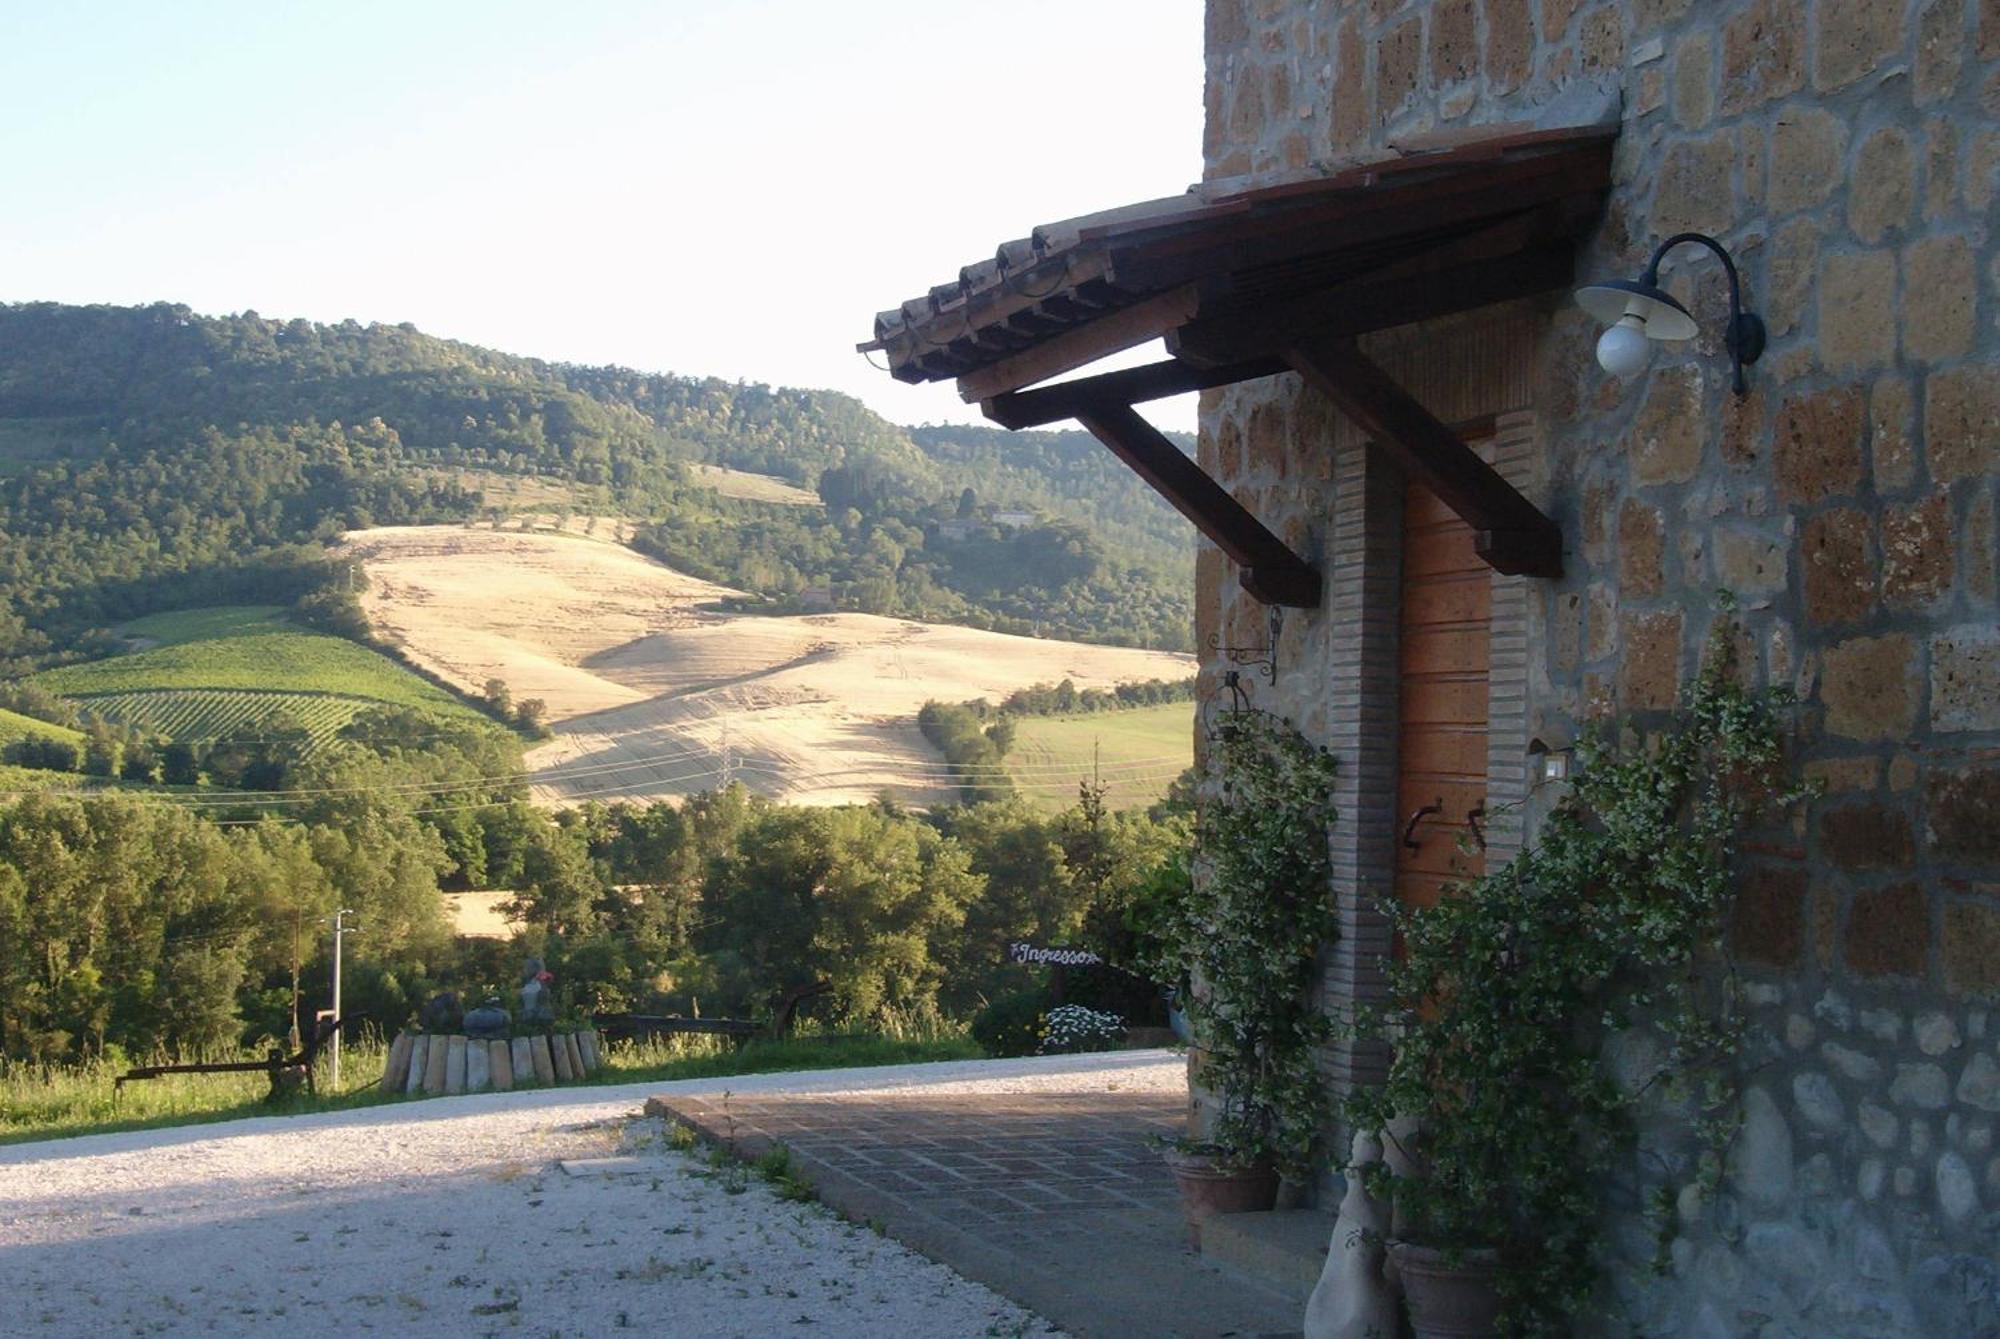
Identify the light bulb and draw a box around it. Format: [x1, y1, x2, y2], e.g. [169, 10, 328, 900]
[1595, 315, 1653, 377]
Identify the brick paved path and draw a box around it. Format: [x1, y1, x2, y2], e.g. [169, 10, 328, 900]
[649, 1080, 1301, 1338]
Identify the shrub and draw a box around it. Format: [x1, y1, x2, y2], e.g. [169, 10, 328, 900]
[1037, 1004, 1124, 1055]
[971, 989, 1047, 1058]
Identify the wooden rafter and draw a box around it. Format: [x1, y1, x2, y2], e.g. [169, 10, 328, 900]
[1071, 400, 1321, 608]
[954, 284, 1200, 402]
[1283, 338, 1562, 578]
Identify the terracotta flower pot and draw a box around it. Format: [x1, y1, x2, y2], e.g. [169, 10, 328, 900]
[1160, 1148, 1277, 1248]
[1389, 1242, 1503, 1339]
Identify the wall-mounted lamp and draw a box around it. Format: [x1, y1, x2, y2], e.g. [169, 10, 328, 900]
[1527, 736, 1575, 785]
[1575, 232, 1766, 395]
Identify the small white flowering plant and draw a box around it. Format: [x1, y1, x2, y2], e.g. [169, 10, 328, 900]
[1036, 1004, 1125, 1055]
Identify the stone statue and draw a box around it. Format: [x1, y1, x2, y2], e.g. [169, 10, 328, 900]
[1304, 1129, 1397, 1339]
[419, 990, 462, 1034]
[518, 958, 555, 1025]
[464, 995, 511, 1039]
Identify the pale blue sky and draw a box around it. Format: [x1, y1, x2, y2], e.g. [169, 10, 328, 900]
[1, 1, 1204, 429]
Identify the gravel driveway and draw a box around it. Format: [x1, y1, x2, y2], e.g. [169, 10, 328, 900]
[0, 1054, 1179, 1338]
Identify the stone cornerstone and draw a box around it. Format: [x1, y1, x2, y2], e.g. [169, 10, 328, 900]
[1194, 0, 2000, 1333]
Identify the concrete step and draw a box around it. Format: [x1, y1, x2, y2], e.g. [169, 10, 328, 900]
[1199, 1209, 1335, 1305]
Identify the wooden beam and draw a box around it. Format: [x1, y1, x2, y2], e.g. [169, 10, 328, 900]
[1073, 400, 1322, 607]
[1168, 241, 1576, 366]
[981, 354, 1290, 430]
[1284, 338, 1562, 578]
[955, 284, 1200, 402]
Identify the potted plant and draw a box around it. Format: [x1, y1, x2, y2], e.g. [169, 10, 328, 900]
[1143, 710, 1339, 1245]
[1345, 643, 1807, 1337]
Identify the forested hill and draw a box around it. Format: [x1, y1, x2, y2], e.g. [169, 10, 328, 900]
[0, 302, 1194, 666]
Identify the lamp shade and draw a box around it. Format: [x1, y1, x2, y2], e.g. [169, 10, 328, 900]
[1574, 279, 1699, 342]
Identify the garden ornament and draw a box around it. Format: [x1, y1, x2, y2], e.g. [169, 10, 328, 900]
[1304, 1129, 1396, 1339]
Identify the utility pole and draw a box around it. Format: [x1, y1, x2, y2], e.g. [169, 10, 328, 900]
[329, 908, 355, 1089]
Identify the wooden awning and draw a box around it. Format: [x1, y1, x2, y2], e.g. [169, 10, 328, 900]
[861, 121, 1618, 604]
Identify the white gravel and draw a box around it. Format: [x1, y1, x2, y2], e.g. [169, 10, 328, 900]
[0, 1052, 1183, 1338]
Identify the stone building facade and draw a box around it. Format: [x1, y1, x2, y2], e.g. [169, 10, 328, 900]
[1195, 0, 1999, 1332]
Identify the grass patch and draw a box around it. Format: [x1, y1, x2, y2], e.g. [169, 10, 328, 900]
[1005, 702, 1193, 812]
[0, 1026, 980, 1146]
[0, 707, 83, 748]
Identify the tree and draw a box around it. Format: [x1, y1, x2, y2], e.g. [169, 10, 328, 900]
[161, 741, 200, 786]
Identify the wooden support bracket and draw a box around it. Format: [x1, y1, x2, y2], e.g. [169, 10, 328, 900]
[1284, 338, 1563, 578]
[981, 354, 1289, 430]
[1072, 400, 1322, 608]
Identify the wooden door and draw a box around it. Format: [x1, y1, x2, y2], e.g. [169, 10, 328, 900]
[1395, 479, 1490, 909]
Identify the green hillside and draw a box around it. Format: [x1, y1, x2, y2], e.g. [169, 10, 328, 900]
[0, 302, 1195, 665]
[1006, 703, 1194, 813]
[37, 607, 493, 744]
[0, 707, 82, 749]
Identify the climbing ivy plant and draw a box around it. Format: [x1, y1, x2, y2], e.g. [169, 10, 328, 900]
[1346, 641, 1810, 1335]
[1150, 710, 1339, 1183]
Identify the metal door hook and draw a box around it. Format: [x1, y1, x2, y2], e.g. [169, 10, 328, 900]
[1403, 799, 1443, 850]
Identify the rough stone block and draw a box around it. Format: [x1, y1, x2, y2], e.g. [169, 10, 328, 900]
[1879, 494, 1954, 609]
[1765, 220, 1819, 338]
[443, 1035, 467, 1096]
[1802, 507, 1878, 627]
[379, 1032, 414, 1095]
[1714, 527, 1788, 594]
[530, 1033, 557, 1085]
[1816, 0, 1906, 90]
[1943, 902, 2000, 996]
[1618, 499, 1665, 597]
[1959, 1053, 2000, 1111]
[1869, 375, 1917, 492]
[1769, 108, 1848, 213]
[1730, 1086, 1795, 1211]
[1329, 14, 1367, 151]
[1484, 0, 1532, 92]
[1579, 5, 1625, 70]
[1902, 235, 1977, 362]
[1793, 1071, 1846, 1130]
[1629, 366, 1706, 484]
[1733, 864, 1807, 966]
[422, 1032, 450, 1095]
[511, 1035, 536, 1086]
[1673, 30, 1715, 128]
[1923, 364, 2000, 485]
[1924, 118, 1958, 220]
[1775, 384, 1865, 504]
[1822, 634, 1920, 741]
[1721, 0, 1805, 113]
[1818, 251, 1898, 371]
[1428, 0, 1478, 86]
[1849, 128, 1917, 243]
[464, 1037, 490, 1094]
[1805, 755, 1882, 793]
[1846, 882, 1932, 979]
[489, 1038, 513, 1091]
[1375, 16, 1422, 126]
[1927, 767, 2000, 860]
[551, 1030, 575, 1082]
[1917, 0, 1967, 102]
[1618, 609, 1683, 709]
[1821, 801, 1917, 870]
[405, 1034, 430, 1096]
[1652, 134, 1738, 235]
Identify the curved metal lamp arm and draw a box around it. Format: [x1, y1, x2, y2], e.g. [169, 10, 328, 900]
[1643, 232, 1766, 395]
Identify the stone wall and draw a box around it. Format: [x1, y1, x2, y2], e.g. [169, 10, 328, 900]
[1196, 0, 2000, 1331]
